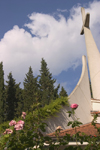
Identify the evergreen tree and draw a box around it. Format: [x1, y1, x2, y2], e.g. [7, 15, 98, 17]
[23, 66, 39, 112]
[59, 86, 68, 97]
[39, 58, 60, 105]
[54, 84, 60, 99]
[14, 83, 23, 118]
[5, 73, 18, 120]
[0, 62, 5, 123]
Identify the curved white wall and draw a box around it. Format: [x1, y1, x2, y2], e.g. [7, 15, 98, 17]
[68, 55, 92, 124]
[84, 27, 100, 99]
[44, 56, 92, 134]
[81, 7, 100, 99]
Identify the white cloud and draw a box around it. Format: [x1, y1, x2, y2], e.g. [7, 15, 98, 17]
[0, 1, 100, 84]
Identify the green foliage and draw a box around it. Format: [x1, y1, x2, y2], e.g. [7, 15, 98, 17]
[67, 120, 82, 128]
[23, 66, 39, 112]
[0, 60, 100, 149]
[0, 62, 5, 123]
[0, 101, 100, 150]
[0, 97, 69, 135]
[0, 121, 9, 135]
[39, 58, 60, 105]
[30, 96, 69, 120]
[5, 73, 16, 120]
[14, 83, 23, 118]
[0, 59, 61, 123]
[5, 73, 22, 121]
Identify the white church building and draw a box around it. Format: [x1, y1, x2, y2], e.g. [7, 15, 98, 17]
[44, 7, 100, 134]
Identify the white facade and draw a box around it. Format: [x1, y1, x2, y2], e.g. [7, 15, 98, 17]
[43, 7, 100, 134]
[91, 99, 100, 111]
[91, 99, 100, 123]
[44, 56, 92, 134]
[81, 7, 100, 99]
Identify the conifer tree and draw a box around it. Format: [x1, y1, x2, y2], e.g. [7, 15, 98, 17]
[54, 84, 60, 99]
[14, 83, 23, 118]
[23, 66, 38, 112]
[59, 86, 68, 97]
[39, 58, 60, 105]
[0, 62, 5, 123]
[5, 73, 18, 120]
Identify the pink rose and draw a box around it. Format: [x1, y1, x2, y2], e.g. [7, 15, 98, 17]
[9, 120, 16, 126]
[70, 103, 78, 109]
[21, 112, 26, 119]
[3, 129, 13, 134]
[14, 123, 23, 130]
[14, 120, 24, 130]
[22, 112, 26, 116]
[6, 129, 13, 134]
[21, 114, 26, 119]
[3, 131, 6, 135]
[17, 120, 24, 125]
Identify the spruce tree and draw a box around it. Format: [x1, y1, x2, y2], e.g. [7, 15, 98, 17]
[59, 86, 68, 97]
[39, 58, 60, 105]
[54, 84, 60, 99]
[23, 66, 38, 112]
[14, 83, 23, 118]
[5, 73, 18, 120]
[0, 62, 5, 123]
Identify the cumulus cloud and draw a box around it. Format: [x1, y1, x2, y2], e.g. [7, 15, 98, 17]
[0, 1, 100, 85]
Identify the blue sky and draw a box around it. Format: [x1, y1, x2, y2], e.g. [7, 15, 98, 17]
[0, 0, 100, 95]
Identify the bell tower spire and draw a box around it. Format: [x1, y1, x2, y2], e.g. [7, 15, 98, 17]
[81, 7, 100, 99]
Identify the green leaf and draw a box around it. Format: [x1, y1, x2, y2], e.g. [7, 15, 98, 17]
[67, 111, 72, 114]
[67, 121, 72, 126]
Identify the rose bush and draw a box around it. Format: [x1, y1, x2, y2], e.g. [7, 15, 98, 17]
[3, 113, 25, 135]
[0, 103, 100, 150]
